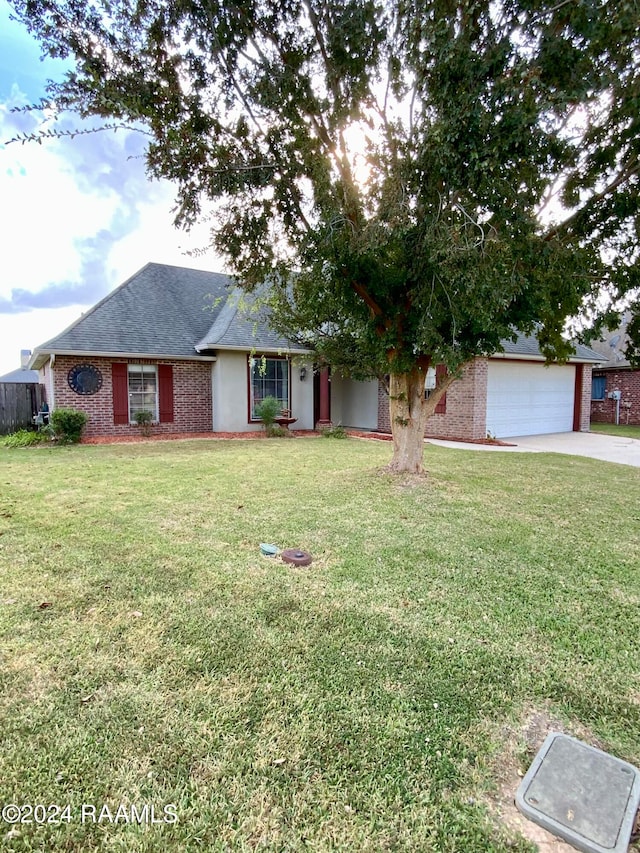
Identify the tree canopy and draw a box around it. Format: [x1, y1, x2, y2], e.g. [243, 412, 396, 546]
[9, 0, 640, 469]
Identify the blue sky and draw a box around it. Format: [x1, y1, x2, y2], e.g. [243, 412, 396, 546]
[0, 0, 218, 375]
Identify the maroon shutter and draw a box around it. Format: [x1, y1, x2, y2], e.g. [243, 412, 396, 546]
[435, 364, 447, 414]
[112, 363, 129, 424]
[158, 364, 174, 423]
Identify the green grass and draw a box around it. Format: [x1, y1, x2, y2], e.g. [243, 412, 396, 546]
[1, 437, 639, 851]
[590, 421, 640, 440]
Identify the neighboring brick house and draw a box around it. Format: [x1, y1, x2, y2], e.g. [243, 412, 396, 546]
[30, 262, 602, 440]
[589, 315, 640, 426]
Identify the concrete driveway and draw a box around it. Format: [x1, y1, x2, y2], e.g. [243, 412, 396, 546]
[427, 432, 640, 467]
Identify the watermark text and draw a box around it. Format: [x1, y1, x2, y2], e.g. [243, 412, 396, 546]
[1, 803, 178, 826]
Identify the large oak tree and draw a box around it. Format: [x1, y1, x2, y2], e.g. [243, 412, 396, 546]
[10, 0, 640, 471]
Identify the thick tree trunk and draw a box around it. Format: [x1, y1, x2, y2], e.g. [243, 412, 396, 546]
[387, 368, 430, 474]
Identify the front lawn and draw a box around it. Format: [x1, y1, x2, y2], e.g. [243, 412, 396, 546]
[1, 438, 639, 851]
[590, 422, 640, 440]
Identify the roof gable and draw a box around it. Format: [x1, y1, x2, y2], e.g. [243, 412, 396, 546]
[32, 264, 234, 363]
[196, 288, 309, 353]
[31, 263, 308, 366]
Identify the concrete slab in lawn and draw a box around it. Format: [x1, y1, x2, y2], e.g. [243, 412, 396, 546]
[427, 432, 640, 467]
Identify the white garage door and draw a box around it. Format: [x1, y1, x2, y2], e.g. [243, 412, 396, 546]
[486, 361, 575, 438]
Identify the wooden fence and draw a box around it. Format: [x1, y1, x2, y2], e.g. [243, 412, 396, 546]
[0, 383, 45, 435]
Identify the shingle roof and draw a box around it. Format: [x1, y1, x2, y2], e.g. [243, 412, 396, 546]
[31, 263, 230, 363]
[499, 330, 603, 363]
[195, 288, 308, 353]
[30, 262, 603, 367]
[0, 367, 40, 383]
[30, 263, 307, 367]
[584, 313, 631, 370]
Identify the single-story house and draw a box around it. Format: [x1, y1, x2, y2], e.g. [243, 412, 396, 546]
[589, 314, 640, 426]
[29, 262, 602, 440]
[0, 350, 40, 384]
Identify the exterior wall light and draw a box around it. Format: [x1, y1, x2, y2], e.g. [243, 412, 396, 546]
[299, 366, 307, 381]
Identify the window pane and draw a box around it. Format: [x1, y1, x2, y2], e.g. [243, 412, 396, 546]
[128, 365, 158, 421]
[128, 374, 143, 393]
[251, 358, 289, 418]
[591, 376, 605, 401]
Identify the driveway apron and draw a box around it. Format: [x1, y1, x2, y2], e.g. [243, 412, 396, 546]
[427, 432, 640, 468]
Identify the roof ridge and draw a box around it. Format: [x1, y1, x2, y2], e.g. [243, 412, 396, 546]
[144, 260, 230, 276]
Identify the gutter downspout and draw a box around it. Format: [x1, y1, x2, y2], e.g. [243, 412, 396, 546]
[49, 355, 56, 411]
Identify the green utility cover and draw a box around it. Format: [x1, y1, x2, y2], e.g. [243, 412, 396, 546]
[516, 733, 640, 853]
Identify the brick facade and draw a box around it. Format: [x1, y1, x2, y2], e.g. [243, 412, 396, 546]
[377, 358, 593, 440]
[377, 359, 489, 441]
[577, 364, 593, 431]
[590, 368, 640, 425]
[425, 359, 488, 440]
[49, 356, 213, 438]
[377, 381, 391, 433]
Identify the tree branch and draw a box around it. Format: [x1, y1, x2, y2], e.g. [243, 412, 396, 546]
[351, 280, 384, 319]
[5, 121, 149, 146]
[423, 368, 459, 418]
[543, 156, 639, 242]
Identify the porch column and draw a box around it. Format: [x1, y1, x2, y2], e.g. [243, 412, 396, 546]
[573, 363, 584, 431]
[316, 367, 331, 428]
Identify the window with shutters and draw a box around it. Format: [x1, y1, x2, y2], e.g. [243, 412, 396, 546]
[112, 363, 174, 425]
[128, 364, 157, 421]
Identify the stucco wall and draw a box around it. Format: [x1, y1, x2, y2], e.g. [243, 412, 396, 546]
[212, 351, 315, 432]
[590, 368, 640, 425]
[291, 360, 315, 430]
[330, 376, 379, 429]
[212, 351, 249, 432]
[50, 355, 213, 438]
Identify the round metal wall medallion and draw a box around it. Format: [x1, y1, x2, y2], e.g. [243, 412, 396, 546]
[68, 363, 103, 395]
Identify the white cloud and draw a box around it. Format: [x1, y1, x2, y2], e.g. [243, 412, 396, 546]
[0, 86, 224, 375]
[1, 107, 120, 294]
[0, 9, 229, 377]
[0, 306, 88, 374]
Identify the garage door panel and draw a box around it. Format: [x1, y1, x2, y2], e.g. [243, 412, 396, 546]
[486, 362, 575, 437]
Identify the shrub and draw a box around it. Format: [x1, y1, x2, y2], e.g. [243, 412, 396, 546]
[254, 396, 281, 431]
[2, 429, 48, 448]
[321, 424, 347, 439]
[50, 408, 88, 444]
[265, 424, 292, 438]
[134, 409, 154, 436]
